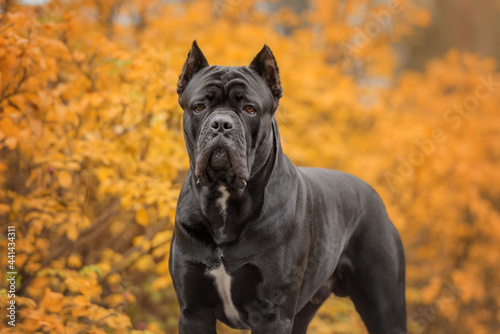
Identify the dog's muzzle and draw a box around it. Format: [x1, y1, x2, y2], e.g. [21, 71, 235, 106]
[194, 112, 249, 189]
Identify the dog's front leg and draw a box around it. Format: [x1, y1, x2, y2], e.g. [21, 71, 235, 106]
[246, 298, 297, 334]
[251, 318, 294, 334]
[178, 309, 217, 334]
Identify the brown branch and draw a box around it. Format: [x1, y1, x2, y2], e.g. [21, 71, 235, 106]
[0, 0, 15, 26]
[73, 198, 121, 246]
[98, 217, 170, 284]
[7, 100, 21, 111]
[75, 313, 114, 334]
[63, 38, 98, 92]
[40, 199, 120, 268]
[93, 0, 127, 39]
[0, 67, 28, 104]
[0, 23, 14, 35]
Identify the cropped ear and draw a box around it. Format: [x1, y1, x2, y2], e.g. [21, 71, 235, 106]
[249, 45, 283, 100]
[177, 40, 209, 95]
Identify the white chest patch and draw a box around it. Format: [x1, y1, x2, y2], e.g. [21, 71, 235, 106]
[207, 262, 240, 323]
[216, 186, 230, 221]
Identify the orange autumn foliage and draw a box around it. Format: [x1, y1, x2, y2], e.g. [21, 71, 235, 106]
[0, 0, 499, 333]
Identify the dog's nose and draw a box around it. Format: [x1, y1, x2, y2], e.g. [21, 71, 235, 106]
[210, 115, 234, 133]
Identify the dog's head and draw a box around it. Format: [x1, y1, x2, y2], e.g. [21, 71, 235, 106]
[177, 41, 282, 192]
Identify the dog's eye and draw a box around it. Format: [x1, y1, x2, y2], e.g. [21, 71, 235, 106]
[243, 105, 256, 115]
[193, 104, 206, 113]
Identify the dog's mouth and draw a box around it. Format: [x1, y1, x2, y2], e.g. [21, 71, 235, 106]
[195, 143, 248, 189]
[209, 147, 231, 171]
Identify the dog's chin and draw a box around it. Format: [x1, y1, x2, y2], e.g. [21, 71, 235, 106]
[195, 147, 248, 190]
[209, 147, 232, 171]
[206, 148, 236, 185]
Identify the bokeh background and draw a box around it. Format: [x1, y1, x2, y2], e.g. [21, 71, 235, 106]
[0, 0, 499, 333]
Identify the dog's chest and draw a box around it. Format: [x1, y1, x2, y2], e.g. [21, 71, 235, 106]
[206, 248, 241, 324]
[215, 186, 230, 239]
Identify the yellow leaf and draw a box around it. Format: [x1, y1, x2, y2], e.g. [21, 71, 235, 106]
[40, 288, 64, 313]
[135, 208, 149, 226]
[105, 313, 131, 330]
[73, 50, 86, 62]
[133, 235, 144, 246]
[123, 292, 136, 303]
[151, 275, 172, 291]
[0, 203, 10, 214]
[15, 296, 37, 309]
[4, 137, 17, 149]
[151, 230, 171, 248]
[0, 117, 18, 137]
[90, 93, 104, 107]
[156, 257, 170, 276]
[133, 254, 154, 272]
[78, 215, 91, 229]
[28, 117, 44, 138]
[97, 262, 111, 276]
[26, 277, 50, 299]
[68, 253, 82, 268]
[70, 295, 91, 318]
[141, 240, 151, 252]
[106, 273, 122, 285]
[104, 293, 124, 307]
[72, 295, 91, 308]
[66, 224, 78, 241]
[58, 170, 72, 188]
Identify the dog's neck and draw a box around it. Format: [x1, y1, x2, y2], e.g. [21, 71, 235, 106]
[196, 119, 288, 245]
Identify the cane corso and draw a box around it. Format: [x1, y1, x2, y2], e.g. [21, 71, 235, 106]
[169, 41, 407, 334]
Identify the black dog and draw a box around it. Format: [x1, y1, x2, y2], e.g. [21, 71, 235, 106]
[169, 41, 407, 334]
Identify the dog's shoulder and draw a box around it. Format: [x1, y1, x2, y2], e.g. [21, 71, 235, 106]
[297, 167, 384, 208]
[297, 167, 369, 190]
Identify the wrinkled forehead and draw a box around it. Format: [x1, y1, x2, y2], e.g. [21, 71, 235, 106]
[180, 65, 271, 105]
